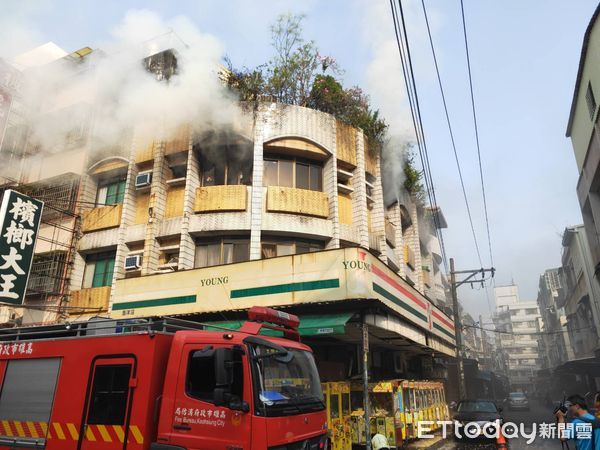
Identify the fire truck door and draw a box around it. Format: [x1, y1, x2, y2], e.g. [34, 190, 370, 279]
[169, 344, 251, 450]
[80, 356, 137, 450]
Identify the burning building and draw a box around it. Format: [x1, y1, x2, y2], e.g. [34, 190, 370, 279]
[0, 38, 454, 394]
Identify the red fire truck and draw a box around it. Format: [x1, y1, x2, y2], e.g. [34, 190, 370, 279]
[0, 307, 328, 450]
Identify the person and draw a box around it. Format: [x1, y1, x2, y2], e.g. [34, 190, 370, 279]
[593, 393, 600, 419]
[555, 394, 600, 450]
[371, 432, 390, 450]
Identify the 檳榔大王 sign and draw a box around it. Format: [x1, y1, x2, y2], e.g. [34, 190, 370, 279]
[0, 190, 43, 305]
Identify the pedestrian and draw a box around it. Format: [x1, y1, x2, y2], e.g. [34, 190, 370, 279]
[555, 394, 600, 450]
[593, 392, 600, 419]
[371, 432, 390, 450]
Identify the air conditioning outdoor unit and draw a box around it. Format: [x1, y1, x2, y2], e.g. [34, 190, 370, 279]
[135, 172, 152, 189]
[125, 254, 142, 270]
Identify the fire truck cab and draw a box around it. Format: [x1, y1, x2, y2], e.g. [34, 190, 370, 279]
[0, 307, 328, 450]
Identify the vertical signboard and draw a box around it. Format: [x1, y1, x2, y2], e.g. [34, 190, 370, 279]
[0, 190, 43, 305]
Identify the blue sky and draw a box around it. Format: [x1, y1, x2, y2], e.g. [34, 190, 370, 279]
[2, 0, 598, 320]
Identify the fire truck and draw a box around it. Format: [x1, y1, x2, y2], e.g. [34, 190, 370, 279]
[0, 307, 328, 450]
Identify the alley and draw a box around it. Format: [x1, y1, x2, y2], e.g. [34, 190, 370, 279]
[437, 400, 563, 450]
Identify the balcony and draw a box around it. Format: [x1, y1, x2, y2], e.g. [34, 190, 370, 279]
[81, 204, 123, 233]
[69, 286, 111, 313]
[404, 245, 416, 270]
[266, 186, 329, 218]
[338, 194, 353, 225]
[336, 120, 357, 168]
[385, 219, 396, 247]
[195, 185, 247, 213]
[422, 269, 431, 287]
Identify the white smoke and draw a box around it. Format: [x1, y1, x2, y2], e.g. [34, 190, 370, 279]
[360, 0, 440, 205]
[3, 9, 243, 161]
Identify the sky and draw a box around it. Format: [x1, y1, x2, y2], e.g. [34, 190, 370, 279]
[1, 0, 597, 322]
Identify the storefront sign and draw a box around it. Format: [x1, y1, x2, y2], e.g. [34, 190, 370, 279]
[0, 190, 43, 305]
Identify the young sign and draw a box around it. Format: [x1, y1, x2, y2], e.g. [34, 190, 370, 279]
[0, 190, 43, 304]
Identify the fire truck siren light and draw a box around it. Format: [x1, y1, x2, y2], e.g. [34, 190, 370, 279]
[247, 306, 300, 329]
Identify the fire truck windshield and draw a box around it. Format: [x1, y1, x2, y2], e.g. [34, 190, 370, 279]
[251, 344, 324, 417]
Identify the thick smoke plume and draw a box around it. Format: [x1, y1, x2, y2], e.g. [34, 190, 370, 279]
[3, 9, 243, 163]
[360, 0, 437, 206]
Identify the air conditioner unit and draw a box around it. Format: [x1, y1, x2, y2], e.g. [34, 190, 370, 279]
[135, 172, 152, 189]
[125, 254, 142, 270]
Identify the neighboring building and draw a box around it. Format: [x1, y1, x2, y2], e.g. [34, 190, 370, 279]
[493, 285, 543, 393]
[537, 268, 574, 370]
[0, 41, 456, 388]
[566, 3, 600, 277]
[559, 225, 600, 358]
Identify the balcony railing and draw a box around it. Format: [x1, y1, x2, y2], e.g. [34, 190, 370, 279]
[195, 185, 247, 213]
[385, 219, 396, 247]
[266, 186, 329, 218]
[69, 286, 111, 313]
[404, 245, 416, 270]
[81, 204, 123, 232]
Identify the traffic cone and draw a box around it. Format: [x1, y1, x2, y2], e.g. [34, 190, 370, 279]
[496, 430, 508, 450]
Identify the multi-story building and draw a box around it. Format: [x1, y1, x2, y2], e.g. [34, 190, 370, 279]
[493, 285, 543, 393]
[566, 4, 600, 278]
[537, 268, 573, 370]
[559, 225, 600, 358]
[0, 41, 456, 387]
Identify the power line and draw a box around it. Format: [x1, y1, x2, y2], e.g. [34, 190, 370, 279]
[390, 0, 449, 273]
[463, 323, 586, 337]
[459, 0, 495, 272]
[420, 0, 483, 269]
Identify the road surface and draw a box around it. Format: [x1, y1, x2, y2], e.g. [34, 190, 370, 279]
[436, 399, 564, 450]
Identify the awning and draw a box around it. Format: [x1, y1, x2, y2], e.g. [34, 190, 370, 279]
[554, 356, 600, 376]
[203, 312, 355, 337]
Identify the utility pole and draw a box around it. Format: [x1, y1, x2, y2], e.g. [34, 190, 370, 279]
[450, 257, 495, 400]
[362, 320, 371, 450]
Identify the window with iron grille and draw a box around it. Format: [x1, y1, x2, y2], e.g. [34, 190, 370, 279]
[27, 251, 68, 296]
[587, 81, 597, 120]
[23, 175, 80, 220]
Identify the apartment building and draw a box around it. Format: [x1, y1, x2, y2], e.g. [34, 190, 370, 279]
[493, 285, 543, 393]
[537, 268, 574, 370]
[567, 4, 600, 279]
[559, 225, 600, 358]
[0, 41, 456, 384]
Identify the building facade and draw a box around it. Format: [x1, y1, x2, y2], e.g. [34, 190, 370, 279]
[493, 285, 543, 393]
[0, 43, 456, 391]
[566, 4, 600, 281]
[537, 268, 574, 370]
[559, 225, 600, 358]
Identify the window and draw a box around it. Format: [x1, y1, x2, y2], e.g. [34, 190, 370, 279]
[170, 165, 187, 179]
[263, 157, 323, 191]
[194, 239, 249, 268]
[83, 252, 116, 288]
[587, 81, 597, 120]
[186, 347, 243, 404]
[87, 365, 131, 425]
[261, 239, 323, 258]
[96, 179, 126, 206]
[199, 148, 252, 187]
